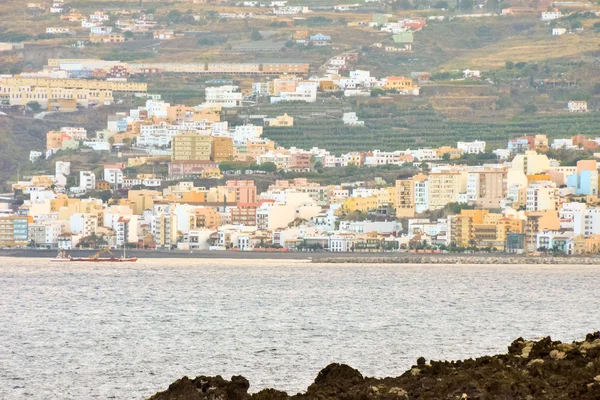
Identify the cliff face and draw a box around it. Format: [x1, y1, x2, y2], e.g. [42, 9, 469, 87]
[148, 333, 600, 400]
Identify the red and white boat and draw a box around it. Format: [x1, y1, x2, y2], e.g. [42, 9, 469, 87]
[51, 248, 137, 263]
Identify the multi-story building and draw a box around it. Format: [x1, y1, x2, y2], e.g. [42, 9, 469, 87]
[79, 171, 96, 191]
[211, 136, 234, 162]
[428, 170, 466, 210]
[526, 182, 557, 212]
[449, 210, 522, 250]
[171, 133, 212, 161]
[0, 216, 30, 247]
[205, 86, 243, 108]
[152, 211, 178, 249]
[229, 203, 258, 227]
[395, 179, 415, 218]
[466, 168, 507, 209]
[103, 166, 124, 188]
[225, 180, 257, 204]
[0, 77, 147, 109]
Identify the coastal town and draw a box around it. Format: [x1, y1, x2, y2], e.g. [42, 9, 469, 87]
[2, 0, 600, 256]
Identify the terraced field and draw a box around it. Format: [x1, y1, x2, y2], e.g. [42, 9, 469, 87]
[263, 104, 600, 154]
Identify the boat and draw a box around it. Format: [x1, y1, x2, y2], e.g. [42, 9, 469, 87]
[51, 247, 137, 263]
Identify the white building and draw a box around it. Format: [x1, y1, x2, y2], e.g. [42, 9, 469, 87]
[30, 151, 43, 163]
[46, 27, 71, 34]
[28, 221, 63, 248]
[457, 140, 486, 154]
[339, 220, 403, 235]
[463, 69, 481, 78]
[137, 122, 181, 148]
[79, 171, 96, 191]
[90, 26, 113, 34]
[328, 234, 355, 252]
[270, 82, 317, 104]
[526, 182, 557, 212]
[146, 99, 170, 118]
[541, 11, 562, 20]
[568, 100, 588, 113]
[575, 207, 600, 236]
[104, 167, 124, 188]
[342, 112, 364, 126]
[552, 28, 567, 36]
[272, 6, 308, 15]
[233, 124, 263, 143]
[205, 86, 243, 108]
[69, 213, 98, 237]
[60, 127, 87, 141]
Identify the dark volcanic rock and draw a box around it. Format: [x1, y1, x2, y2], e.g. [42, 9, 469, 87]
[148, 333, 600, 400]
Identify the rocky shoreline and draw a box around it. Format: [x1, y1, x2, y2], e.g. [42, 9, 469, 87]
[149, 332, 600, 400]
[316, 255, 600, 264]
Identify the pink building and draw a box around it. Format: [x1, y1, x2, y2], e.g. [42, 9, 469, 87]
[226, 180, 257, 204]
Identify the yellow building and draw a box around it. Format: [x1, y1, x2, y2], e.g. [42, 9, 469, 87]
[0, 77, 147, 109]
[450, 210, 523, 250]
[378, 187, 397, 208]
[341, 196, 378, 214]
[191, 208, 222, 229]
[127, 190, 160, 215]
[166, 104, 222, 123]
[436, 146, 463, 159]
[211, 137, 234, 162]
[172, 133, 212, 162]
[89, 33, 125, 44]
[383, 76, 416, 91]
[573, 234, 600, 255]
[265, 113, 294, 127]
[428, 170, 466, 210]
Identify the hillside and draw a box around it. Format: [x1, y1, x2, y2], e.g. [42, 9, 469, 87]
[2, 0, 600, 184]
[261, 101, 600, 154]
[0, 109, 120, 191]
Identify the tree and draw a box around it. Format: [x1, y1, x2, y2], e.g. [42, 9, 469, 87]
[167, 9, 182, 23]
[259, 162, 277, 172]
[314, 161, 324, 173]
[124, 31, 134, 39]
[505, 61, 514, 70]
[515, 61, 527, 70]
[433, 0, 449, 7]
[250, 29, 263, 41]
[523, 104, 538, 114]
[26, 101, 41, 113]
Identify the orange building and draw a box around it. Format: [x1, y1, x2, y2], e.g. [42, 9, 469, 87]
[211, 137, 234, 162]
[225, 180, 257, 204]
[46, 130, 71, 150]
[230, 203, 258, 226]
[319, 81, 338, 91]
[383, 76, 416, 91]
[193, 208, 222, 229]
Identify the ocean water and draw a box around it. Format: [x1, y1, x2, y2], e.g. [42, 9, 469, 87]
[0, 258, 598, 399]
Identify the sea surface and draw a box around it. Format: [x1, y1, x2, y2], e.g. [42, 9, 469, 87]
[0, 258, 598, 399]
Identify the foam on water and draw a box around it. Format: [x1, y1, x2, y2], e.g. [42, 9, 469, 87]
[0, 258, 598, 399]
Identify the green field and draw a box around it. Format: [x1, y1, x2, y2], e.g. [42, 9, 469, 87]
[262, 103, 600, 154]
